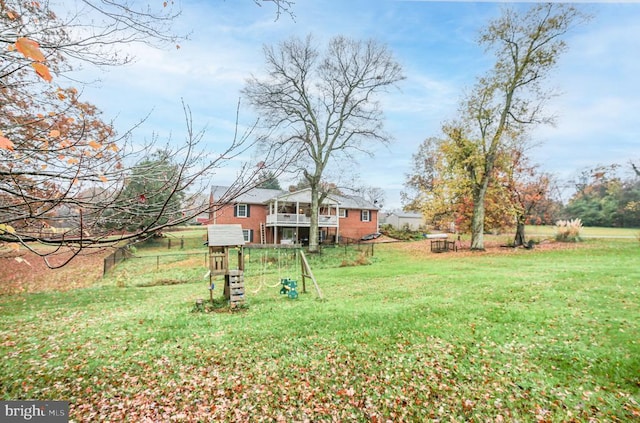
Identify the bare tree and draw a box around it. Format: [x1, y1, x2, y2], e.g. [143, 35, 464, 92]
[401, 137, 441, 212]
[0, 99, 285, 267]
[254, 0, 295, 20]
[0, 1, 293, 266]
[242, 34, 404, 252]
[354, 185, 386, 211]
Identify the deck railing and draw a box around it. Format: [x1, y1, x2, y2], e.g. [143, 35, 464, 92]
[266, 213, 338, 227]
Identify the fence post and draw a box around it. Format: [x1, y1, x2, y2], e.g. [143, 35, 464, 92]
[157, 255, 160, 271]
[181, 236, 184, 249]
[168, 239, 171, 249]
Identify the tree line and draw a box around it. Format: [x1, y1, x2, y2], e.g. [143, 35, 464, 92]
[563, 165, 640, 228]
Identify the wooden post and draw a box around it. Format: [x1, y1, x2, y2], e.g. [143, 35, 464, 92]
[238, 247, 244, 271]
[223, 275, 230, 300]
[300, 250, 323, 300]
[222, 247, 229, 274]
[300, 251, 306, 294]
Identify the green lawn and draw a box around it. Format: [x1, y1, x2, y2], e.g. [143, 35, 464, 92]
[1, 239, 639, 421]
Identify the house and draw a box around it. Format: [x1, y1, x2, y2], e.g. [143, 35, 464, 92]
[205, 186, 379, 245]
[380, 211, 425, 231]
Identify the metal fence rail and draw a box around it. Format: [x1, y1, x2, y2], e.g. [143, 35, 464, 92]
[103, 245, 134, 276]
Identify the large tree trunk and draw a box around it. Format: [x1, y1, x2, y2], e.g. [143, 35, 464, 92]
[470, 182, 488, 250]
[309, 184, 320, 253]
[514, 214, 526, 247]
[470, 199, 485, 250]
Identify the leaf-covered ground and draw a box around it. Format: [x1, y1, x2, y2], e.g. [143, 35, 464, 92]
[1, 239, 639, 421]
[0, 248, 110, 295]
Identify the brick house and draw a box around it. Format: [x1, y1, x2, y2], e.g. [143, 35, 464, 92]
[204, 186, 379, 245]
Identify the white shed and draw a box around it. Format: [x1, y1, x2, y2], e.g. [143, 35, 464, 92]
[382, 211, 425, 231]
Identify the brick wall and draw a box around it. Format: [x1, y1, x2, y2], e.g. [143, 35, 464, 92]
[209, 203, 378, 244]
[338, 209, 378, 241]
[210, 203, 268, 243]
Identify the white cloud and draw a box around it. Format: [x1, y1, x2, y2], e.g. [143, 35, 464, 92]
[56, 1, 640, 209]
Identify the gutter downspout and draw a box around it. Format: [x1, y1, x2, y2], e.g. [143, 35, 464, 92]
[336, 204, 340, 245]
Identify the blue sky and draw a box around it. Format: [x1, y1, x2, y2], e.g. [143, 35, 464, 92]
[77, 0, 640, 209]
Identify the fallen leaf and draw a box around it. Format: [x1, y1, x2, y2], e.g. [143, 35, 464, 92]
[15, 257, 32, 266]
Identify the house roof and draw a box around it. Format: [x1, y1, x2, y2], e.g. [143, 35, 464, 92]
[211, 185, 285, 204]
[207, 224, 245, 247]
[275, 188, 339, 205]
[388, 211, 423, 219]
[337, 194, 379, 210]
[210, 185, 378, 210]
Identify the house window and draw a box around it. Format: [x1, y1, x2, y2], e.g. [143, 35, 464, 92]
[339, 209, 348, 218]
[361, 210, 370, 222]
[235, 204, 249, 218]
[242, 229, 253, 243]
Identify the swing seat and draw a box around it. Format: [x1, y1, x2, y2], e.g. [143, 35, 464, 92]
[279, 278, 298, 299]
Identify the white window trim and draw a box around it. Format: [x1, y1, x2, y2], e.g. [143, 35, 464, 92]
[339, 209, 347, 218]
[236, 203, 248, 218]
[361, 210, 370, 222]
[242, 229, 251, 242]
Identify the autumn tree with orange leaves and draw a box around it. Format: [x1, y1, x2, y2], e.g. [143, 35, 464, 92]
[0, 0, 292, 267]
[403, 130, 559, 242]
[403, 132, 514, 235]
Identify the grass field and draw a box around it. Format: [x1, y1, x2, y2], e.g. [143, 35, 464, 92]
[525, 225, 639, 239]
[1, 236, 639, 421]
